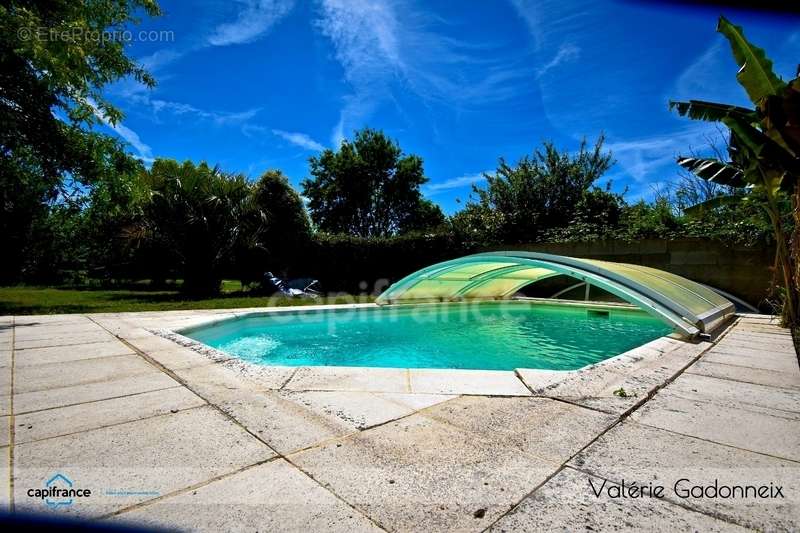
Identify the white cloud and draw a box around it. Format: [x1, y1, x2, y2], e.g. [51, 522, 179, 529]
[208, 0, 295, 46]
[423, 171, 490, 195]
[271, 129, 326, 151]
[316, 0, 403, 145]
[138, 49, 183, 72]
[536, 43, 580, 78]
[149, 99, 260, 126]
[605, 124, 721, 183]
[510, 0, 590, 51]
[213, 108, 261, 126]
[317, 0, 531, 146]
[87, 100, 153, 162]
[122, 0, 295, 99]
[670, 40, 748, 106]
[110, 122, 154, 162]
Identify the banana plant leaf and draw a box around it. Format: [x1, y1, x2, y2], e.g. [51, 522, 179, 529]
[684, 195, 742, 217]
[669, 100, 757, 123]
[717, 15, 785, 103]
[760, 81, 800, 156]
[722, 115, 800, 192]
[676, 157, 745, 188]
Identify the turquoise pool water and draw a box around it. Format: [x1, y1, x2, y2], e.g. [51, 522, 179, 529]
[183, 302, 672, 371]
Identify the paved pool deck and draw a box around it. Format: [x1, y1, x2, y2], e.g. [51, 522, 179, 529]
[0, 309, 798, 531]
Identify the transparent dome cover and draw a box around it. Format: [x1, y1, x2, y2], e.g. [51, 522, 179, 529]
[376, 251, 735, 336]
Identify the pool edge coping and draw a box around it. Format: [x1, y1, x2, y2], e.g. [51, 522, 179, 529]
[144, 303, 733, 398]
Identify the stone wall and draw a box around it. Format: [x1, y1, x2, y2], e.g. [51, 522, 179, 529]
[487, 239, 774, 308]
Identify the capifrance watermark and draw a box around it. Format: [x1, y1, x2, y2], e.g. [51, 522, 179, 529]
[17, 27, 174, 44]
[25, 473, 161, 509]
[27, 473, 91, 509]
[192, 277, 545, 336]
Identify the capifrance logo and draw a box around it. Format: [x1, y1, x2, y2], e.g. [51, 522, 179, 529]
[27, 473, 92, 508]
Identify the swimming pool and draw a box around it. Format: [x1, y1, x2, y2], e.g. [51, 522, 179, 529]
[180, 302, 672, 371]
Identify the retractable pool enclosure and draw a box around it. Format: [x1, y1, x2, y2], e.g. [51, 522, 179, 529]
[375, 252, 735, 337]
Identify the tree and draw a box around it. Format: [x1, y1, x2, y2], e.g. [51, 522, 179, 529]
[237, 170, 312, 282]
[0, 0, 160, 282]
[136, 160, 260, 295]
[20, 151, 146, 284]
[302, 128, 444, 237]
[454, 136, 614, 243]
[670, 16, 800, 325]
[401, 199, 447, 233]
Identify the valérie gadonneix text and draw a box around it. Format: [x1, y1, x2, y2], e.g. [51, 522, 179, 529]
[589, 478, 785, 499]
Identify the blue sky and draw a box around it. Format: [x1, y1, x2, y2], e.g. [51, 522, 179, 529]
[106, 0, 799, 213]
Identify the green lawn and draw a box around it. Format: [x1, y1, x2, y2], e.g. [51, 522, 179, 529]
[0, 283, 373, 315]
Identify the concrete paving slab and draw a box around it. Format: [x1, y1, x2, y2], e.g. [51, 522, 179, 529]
[664, 372, 800, 414]
[13, 406, 275, 517]
[736, 322, 785, 331]
[530, 365, 666, 415]
[285, 366, 409, 393]
[14, 341, 134, 367]
[216, 388, 354, 454]
[569, 421, 800, 531]
[0, 364, 11, 416]
[714, 338, 795, 356]
[631, 390, 800, 461]
[223, 360, 299, 390]
[724, 334, 793, 348]
[735, 319, 790, 329]
[0, 415, 8, 447]
[687, 360, 800, 391]
[14, 354, 159, 394]
[14, 371, 181, 413]
[173, 361, 292, 401]
[0, 335, 12, 353]
[489, 467, 746, 532]
[5, 309, 797, 529]
[702, 349, 799, 374]
[15, 386, 205, 444]
[514, 369, 573, 394]
[706, 345, 791, 358]
[424, 396, 616, 463]
[374, 392, 456, 411]
[0, 446, 9, 513]
[13, 324, 105, 342]
[13, 315, 92, 326]
[734, 327, 793, 339]
[723, 331, 795, 345]
[87, 317, 150, 337]
[14, 333, 115, 350]
[290, 412, 555, 532]
[125, 333, 196, 354]
[522, 340, 708, 414]
[111, 459, 382, 532]
[143, 347, 228, 372]
[279, 390, 417, 430]
[409, 368, 530, 396]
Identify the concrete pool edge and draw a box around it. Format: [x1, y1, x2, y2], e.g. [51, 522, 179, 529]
[145, 303, 733, 399]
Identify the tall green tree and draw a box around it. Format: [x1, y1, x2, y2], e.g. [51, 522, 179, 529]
[236, 169, 312, 282]
[136, 160, 260, 295]
[453, 136, 614, 243]
[302, 128, 444, 237]
[0, 0, 160, 282]
[671, 16, 800, 324]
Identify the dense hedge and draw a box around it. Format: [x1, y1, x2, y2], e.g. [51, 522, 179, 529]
[291, 232, 475, 294]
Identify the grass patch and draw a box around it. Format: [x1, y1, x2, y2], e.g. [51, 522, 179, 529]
[0, 284, 373, 315]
